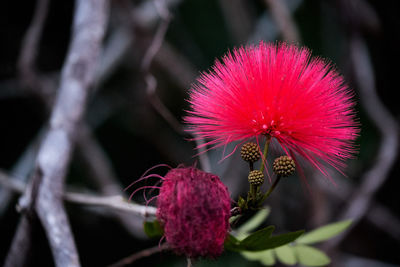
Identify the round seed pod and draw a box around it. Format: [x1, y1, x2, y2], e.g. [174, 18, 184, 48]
[240, 142, 260, 163]
[248, 170, 264, 186]
[273, 156, 296, 177]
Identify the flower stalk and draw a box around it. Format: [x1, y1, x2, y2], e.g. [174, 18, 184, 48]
[250, 184, 257, 203]
[242, 139, 297, 211]
[249, 136, 271, 206]
[261, 175, 282, 203]
[259, 135, 271, 174]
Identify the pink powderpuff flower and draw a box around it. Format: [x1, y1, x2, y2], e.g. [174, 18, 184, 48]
[185, 42, 359, 177]
[156, 167, 231, 258]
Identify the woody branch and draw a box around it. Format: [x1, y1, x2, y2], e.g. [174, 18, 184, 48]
[5, 1, 109, 266]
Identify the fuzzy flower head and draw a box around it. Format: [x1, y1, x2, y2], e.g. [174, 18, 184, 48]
[156, 167, 231, 258]
[185, 42, 359, 176]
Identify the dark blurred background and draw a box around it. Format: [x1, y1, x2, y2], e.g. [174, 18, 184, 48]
[0, 0, 399, 266]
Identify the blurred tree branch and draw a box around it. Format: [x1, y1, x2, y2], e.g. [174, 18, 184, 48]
[3, 1, 53, 266]
[218, 0, 253, 44]
[1, 0, 153, 241]
[324, 0, 399, 251]
[130, 0, 212, 172]
[315, 172, 400, 241]
[0, 170, 156, 217]
[33, 0, 109, 264]
[5, 0, 109, 266]
[325, 32, 399, 250]
[77, 125, 150, 237]
[17, 0, 52, 97]
[1, 0, 197, 245]
[0, 128, 44, 216]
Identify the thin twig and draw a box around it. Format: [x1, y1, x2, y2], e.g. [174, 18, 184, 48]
[0, 170, 156, 217]
[4, 168, 44, 267]
[0, 171, 26, 192]
[141, 2, 172, 73]
[17, 0, 50, 91]
[107, 243, 169, 267]
[142, 1, 184, 133]
[139, 2, 212, 172]
[77, 125, 150, 237]
[146, 74, 184, 134]
[65, 193, 157, 217]
[0, 128, 44, 215]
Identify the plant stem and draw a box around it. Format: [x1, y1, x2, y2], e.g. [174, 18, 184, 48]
[250, 184, 257, 202]
[261, 175, 282, 202]
[259, 135, 271, 174]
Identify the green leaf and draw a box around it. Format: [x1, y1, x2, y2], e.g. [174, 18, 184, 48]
[224, 234, 244, 252]
[240, 227, 304, 251]
[240, 226, 275, 250]
[227, 226, 304, 252]
[242, 250, 276, 266]
[237, 208, 271, 234]
[229, 214, 242, 225]
[294, 245, 331, 266]
[274, 245, 297, 265]
[259, 250, 276, 266]
[143, 220, 163, 238]
[249, 230, 304, 251]
[296, 220, 352, 245]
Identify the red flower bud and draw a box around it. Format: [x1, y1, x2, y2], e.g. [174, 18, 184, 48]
[157, 167, 231, 258]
